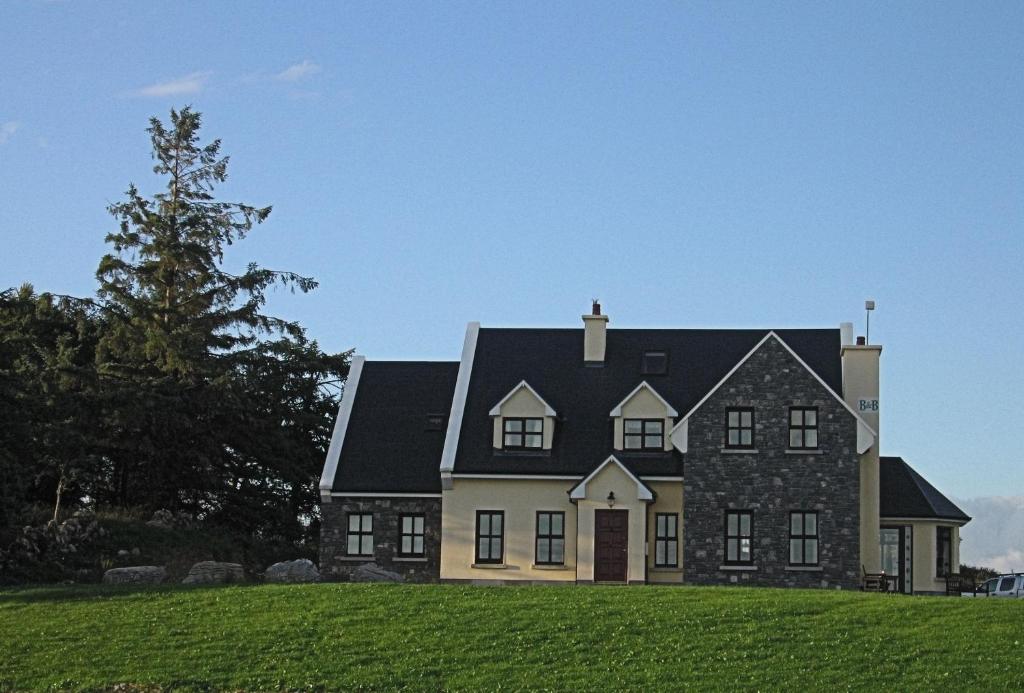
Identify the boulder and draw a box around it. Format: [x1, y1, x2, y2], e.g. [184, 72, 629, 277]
[351, 563, 404, 583]
[103, 566, 167, 585]
[181, 561, 245, 585]
[264, 559, 321, 584]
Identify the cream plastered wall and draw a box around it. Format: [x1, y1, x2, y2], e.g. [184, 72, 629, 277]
[842, 345, 882, 573]
[440, 479, 578, 581]
[491, 387, 555, 449]
[646, 481, 684, 583]
[901, 520, 961, 594]
[613, 387, 674, 452]
[574, 462, 652, 583]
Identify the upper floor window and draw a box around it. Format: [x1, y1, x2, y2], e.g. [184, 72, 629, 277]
[476, 510, 504, 564]
[936, 526, 952, 577]
[398, 514, 425, 557]
[789, 407, 818, 449]
[724, 510, 753, 565]
[346, 513, 373, 557]
[655, 513, 678, 567]
[789, 511, 819, 566]
[535, 511, 565, 565]
[725, 408, 754, 449]
[624, 419, 663, 450]
[641, 350, 668, 375]
[503, 417, 543, 450]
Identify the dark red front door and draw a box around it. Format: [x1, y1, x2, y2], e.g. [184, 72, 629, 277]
[594, 509, 628, 582]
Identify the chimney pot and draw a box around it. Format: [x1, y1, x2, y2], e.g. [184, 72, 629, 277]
[592, 300, 601, 316]
[856, 336, 866, 346]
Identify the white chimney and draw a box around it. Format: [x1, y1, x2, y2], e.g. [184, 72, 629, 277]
[840, 322, 854, 347]
[582, 300, 608, 365]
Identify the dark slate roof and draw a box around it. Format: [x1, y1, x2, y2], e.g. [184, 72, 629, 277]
[879, 456, 971, 522]
[333, 361, 459, 493]
[454, 328, 842, 477]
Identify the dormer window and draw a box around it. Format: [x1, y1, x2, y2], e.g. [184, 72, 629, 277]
[503, 417, 543, 450]
[624, 419, 663, 450]
[641, 350, 668, 375]
[609, 382, 677, 453]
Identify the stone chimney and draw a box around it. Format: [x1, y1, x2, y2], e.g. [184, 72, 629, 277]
[841, 327, 882, 572]
[582, 301, 608, 365]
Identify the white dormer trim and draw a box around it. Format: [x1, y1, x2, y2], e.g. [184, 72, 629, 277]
[439, 322, 481, 484]
[488, 380, 557, 417]
[319, 355, 366, 502]
[568, 455, 655, 502]
[608, 381, 678, 418]
[669, 331, 878, 455]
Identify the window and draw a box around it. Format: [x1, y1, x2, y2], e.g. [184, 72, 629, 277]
[624, 419, 663, 450]
[936, 526, 952, 577]
[641, 350, 668, 375]
[724, 510, 753, 564]
[346, 513, 373, 556]
[655, 513, 678, 567]
[503, 418, 543, 449]
[475, 510, 504, 564]
[398, 514, 425, 557]
[789, 407, 819, 449]
[789, 511, 819, 566]
[535, 511, 565, 565]
[725, 408, 755, 448]
[998, 576, 1016, 592]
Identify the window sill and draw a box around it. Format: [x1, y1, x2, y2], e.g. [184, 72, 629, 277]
[471, 563, 508, 569]
[720, 448, 758, 455]
[338, 556, 375, 562]
[785, 449, 823, 455]
[393, 557, 428, 563]
[719, 564, 758, 571]
[492, 450, 551, 457]
[650, 567, 681, 573]
[785, 565, 823, 572]
[532, 564, 572, 571]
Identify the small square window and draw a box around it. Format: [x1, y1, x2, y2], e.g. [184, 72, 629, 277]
[725, 408, 755, 449]
[503, 418, 543, 450]
[789, 407, 819, 450]
[346, 513, 374, 557]
[641, 351, 668, 375]
[624, 419, 663, 450]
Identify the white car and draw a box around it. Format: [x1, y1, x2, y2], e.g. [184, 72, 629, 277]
[963, 574, 1024, 597]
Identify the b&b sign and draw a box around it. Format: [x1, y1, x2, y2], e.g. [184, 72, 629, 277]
[857, 398, 879, 413]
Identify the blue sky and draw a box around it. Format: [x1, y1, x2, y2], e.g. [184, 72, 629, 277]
[2, 2, 1023, 504]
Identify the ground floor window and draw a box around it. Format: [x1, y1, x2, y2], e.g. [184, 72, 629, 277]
[535, 511, 565, 565]
[476, 510, 504, 564]
[724, 510, 753, 564]
[936, 526, 952, 577]
[789, 511, 819, 565]
[654, 513, 678, 567]
[346, 513, 373, 556]
[399, 514, 425, 557]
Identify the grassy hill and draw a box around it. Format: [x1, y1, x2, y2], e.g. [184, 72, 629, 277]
[1, 583, 1020, 691]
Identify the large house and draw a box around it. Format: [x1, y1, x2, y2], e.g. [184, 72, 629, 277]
[319, 305, 969, 593]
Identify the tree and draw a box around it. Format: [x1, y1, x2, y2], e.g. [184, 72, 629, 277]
[94, 108, 348, 537]
[0, 285, 102, 526]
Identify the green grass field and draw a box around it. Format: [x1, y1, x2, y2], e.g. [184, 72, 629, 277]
[1, 583, 1020, 691]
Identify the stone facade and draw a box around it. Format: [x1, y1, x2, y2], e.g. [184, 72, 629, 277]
[320, 497, 441, 582]
[683, 337, 861, 589]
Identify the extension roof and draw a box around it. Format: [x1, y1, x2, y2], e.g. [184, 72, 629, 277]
[453, 327, 842, 477]
[331, 361, 459, 494]
[880, 456, 971, 522]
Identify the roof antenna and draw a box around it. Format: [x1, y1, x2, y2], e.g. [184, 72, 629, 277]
[865, 300, 876, 344]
